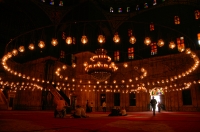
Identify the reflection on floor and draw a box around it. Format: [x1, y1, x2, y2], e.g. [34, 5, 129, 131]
[0, 111, 200, 132]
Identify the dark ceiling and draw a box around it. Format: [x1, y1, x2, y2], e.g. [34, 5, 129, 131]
[0, 0, 200, 64]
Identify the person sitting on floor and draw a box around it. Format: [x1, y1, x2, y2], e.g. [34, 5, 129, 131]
[80, 106, 89, 118]
[108, 106, 120, 116]
[54, 97, 66, 117]
[119, 107, 127, 116]
[71, 105, 82, 118]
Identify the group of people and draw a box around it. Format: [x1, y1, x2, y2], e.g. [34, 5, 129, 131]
[54, 97, 162, 118]
[108, 106, 127, 116]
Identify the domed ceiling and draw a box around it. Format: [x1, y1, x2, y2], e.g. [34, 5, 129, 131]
[0, 0, 200, 64]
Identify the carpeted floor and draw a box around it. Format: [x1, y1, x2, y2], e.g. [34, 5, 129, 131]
[0, 111, 200, 132]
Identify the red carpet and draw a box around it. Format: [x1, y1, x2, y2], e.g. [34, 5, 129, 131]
[0, 111, 200, 132]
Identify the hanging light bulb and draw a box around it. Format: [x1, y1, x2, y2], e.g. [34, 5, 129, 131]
[18, 46, 25, 52]
[169, 41, 176, 49]
[12, 49, 18, 56]
[129, 36, 136, 44]
[38, 40, 45, 48]
[81, 35, 88, 44]
[144, 37, 151, 46]
[66, 37, 72, 44]
[97, 35, 105, 44]
[62, 65, 67, 70]
[113, 32, 120, 43]
[72, 63, 76, 68]
[157, 39, 164, 47]
[51, 38, 58, 46]
[29, 43, 34, 50]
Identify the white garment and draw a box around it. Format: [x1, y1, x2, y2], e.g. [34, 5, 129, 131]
[121, 109, 127, 116]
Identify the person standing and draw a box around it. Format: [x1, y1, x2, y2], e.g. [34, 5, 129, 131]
[102, 101, 106, 112]
[157, 102, 161, 112]
[90, 102, 93, 112]
[150, 96, 157, 115]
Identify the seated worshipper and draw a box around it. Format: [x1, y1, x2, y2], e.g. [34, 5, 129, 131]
[108, 106, 120, 116]
[119, 107, 127, 116]
[54, 98, 66, 118]
[71, 105, 82, 118]
[80, 106, 89, 118]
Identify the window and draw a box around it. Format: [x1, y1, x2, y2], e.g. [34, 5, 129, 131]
[59, 1, 63, 6]
[174, 16, 180, 25]
[114, 93, 120, 106]
[136, 5, 140, 11]
[50, 0, 54, 5]
[100, 94, 106, 106]
[144, 3, 148, 9]
[153, 0, 157, 6]
[114, 51, 120, 61]
[110, 7, 114, 12]
[60, 50, 65, 58]
[151, 42, 157, 55]
[127, 7, 130, 12]
[128, 47, 134, 59]
[118, 8, 122, 13]
[182, 89, 192, 105]
[129, 93, 136, 106]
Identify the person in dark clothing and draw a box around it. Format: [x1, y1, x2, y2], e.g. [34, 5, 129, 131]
[150, 96, 157, 115]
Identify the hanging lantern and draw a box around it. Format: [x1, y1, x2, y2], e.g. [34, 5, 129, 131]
[62, 65, 67, 70]
[129, 36, 136, 44]
[174, 16, 180, 25]
[197, 33, 200, 45]
[150, 22, 154, 31]
[66, 37, 72, 44]
[123, 63, 128, 68]
[72, 63, 76, 68]
[38, 40, 45, 48]
[81, 35, 88, 44]
[169, 41, 176, 49]
[97, 35, 105, 44]
[51, 38, 58, 46]
[157, 39, 164, 47]
[12, 49, 18, 56]
[113, 32, 120, 43]
[195, 10, 200, 20]
[18, 46, 25, 52]
[144, 37, 151, 46]
[29, 43, 34, 50]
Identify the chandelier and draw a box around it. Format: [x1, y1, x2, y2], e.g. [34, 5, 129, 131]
[84, 48, 118, 82]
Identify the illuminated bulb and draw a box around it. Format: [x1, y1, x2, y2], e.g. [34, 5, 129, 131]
[72, 63, 76, 68]
[81, 35, 88, 44]
[169, 41, 176, 49]
[97, 35, 105, 44]
[157, 39, 164, 47]
[123, 63, 128, 68]
[144, 37, 151, 46]
[29, 43, 34, 50]
[12, 49, 18, 56]
[51, 38, 58, 46]
[66, 37, 72, 44]
[62, 65, 67, 70]
[38, 41, 45, 48]
[129, 36, 136, 44]
[18, 46, 25, 52]
[113, 33, 120, 43]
